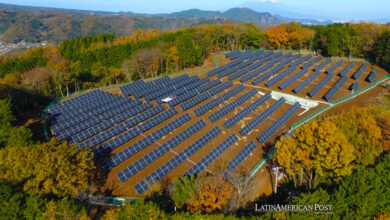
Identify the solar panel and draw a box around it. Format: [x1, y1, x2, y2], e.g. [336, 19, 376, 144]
[194, 85, 245, 116]
[184, 134, 238, 177]
[134, 126, 221, 195]
[349, 82, 359, 92]
[117, 120, 206, 182]
[224, 93, 271, 129]
[308, 73, 334, 97]
[338, 62, 356, 77]
[240, 98, 285, 136]
[209, 89, 257, 122]
[326, 60, 344, 74]
[265, 66, 296, 87]
[366, 70, 377, 82]
[252, 62, 288, 85]
[102, 113, 191, 170]
[77, 104, 164, 149]
[257, 102, 301, 144]
[293, 70, 322, 93]
[302, 56, 322, 69]
[323, 76, 348, 101]
[314, 58, 331, 71]
[229, 59, 267, 81]
[279, 68, 308, 90]
[351, 64, 368, 80]
[92, 108, 178, 159]
[225, 141, 257, 172]
[218, 59, 254, 78]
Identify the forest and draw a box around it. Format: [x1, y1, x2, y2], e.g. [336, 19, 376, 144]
[1, 22, 390, 98]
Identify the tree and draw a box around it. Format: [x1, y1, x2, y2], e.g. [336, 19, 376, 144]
[276, 120, 355, 189]
[176, 34, 202, 68]
[265, 25, 290, 49]
[332, 107, 383, 167]
[187, 176, 234, 213]
[42, 197, 88, 220]
[372, 31, 390, 71]
[117, 199, 166, 220]
[0, 138, 95, 197]
[172, 175, 198, 209]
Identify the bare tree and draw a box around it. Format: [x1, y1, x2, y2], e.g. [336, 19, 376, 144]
[225, 167, 255, 212]
[130, 48, 163, 79]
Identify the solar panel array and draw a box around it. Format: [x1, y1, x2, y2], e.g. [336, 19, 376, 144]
[225, 141, 257, 172]
[117, 120, 206, 182]
[224, 93, 272, 129]
[48, 49, 385, 196]
[103, 113, 191, 170]
[257, 102, 301, 144]
[352, 64, 368, 80]
[134, 126, 222, 195]
[184, 134, 238, 177]
[366, 70, 377, 82]
[209, 89, 258, 122]
[240, 98, 286, 136]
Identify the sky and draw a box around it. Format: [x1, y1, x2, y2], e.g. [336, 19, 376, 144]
[1, 0, 390, 20]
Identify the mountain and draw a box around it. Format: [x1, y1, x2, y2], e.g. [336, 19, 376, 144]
[168, 8, 281, 25]
[0, 3, 330, 44]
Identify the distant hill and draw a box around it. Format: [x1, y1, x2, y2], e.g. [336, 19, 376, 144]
[0, 3, 330, 43]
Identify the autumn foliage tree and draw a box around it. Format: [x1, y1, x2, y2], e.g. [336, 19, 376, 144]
[187, 176, 234, 213]
[276, 120, 355, 189]
[0, 138, 95, 197]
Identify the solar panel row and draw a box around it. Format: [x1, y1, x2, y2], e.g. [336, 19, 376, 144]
[117, 120, 206, 182]
[314, 58, 331, 71]
[103, 113, 192, 170]
[78, 104, 165, 149]
[323, 77, 348, 101]
[252, 62, 288, 85]
[229, 59, 267, 81]
[69, 102, 155, 144]
[293, 70, 322, 93]
[135, 126, 222, 195]
[240, 97, 286, 136]
[290, 55, 312, 66]
[302, 56, 322, 69]
[209, 89, 258, 122]
[352, 64, 368, 80]
[93, 108, 178, 159]
[279, 68, 308, 90]
[265, 66, 296, 87]
[338, 62, 356, 77]
[308, 74, 334, 97]
[239, 53, 283, 82]
[257, 102, 301, 144]
[366, 70, 377, 82]
[218, 60, 254, 78]
[194, 85, 245, 117]
[350, 82, 359, 92]
[225, 141, 257, 172]
[326, 60, 344, 74]
[184, 134, 238, 177]
[224, 93, 272, 129]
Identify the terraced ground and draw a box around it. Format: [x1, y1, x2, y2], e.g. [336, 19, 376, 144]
[47, 50, 389, 197]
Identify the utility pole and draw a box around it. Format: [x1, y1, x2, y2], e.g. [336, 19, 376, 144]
[272, 166, 281, 194]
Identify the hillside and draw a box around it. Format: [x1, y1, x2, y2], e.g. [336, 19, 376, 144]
[0, 3, 332, 43]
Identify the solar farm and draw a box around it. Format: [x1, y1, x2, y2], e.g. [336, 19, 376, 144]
[47, 50, 388, 197]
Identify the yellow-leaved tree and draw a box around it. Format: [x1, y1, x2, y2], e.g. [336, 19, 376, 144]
[276, 120, 355, 189]
[0, 138, 95, 197]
